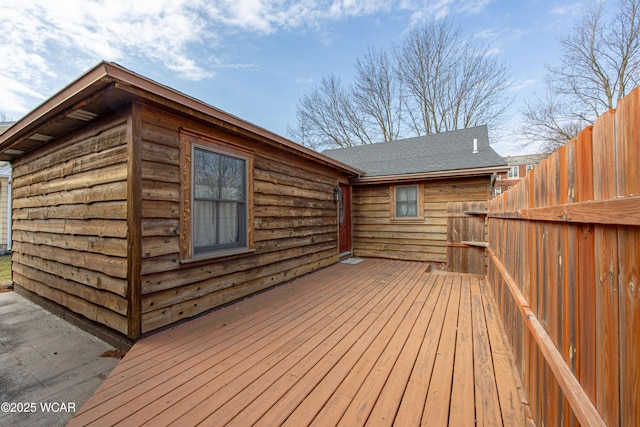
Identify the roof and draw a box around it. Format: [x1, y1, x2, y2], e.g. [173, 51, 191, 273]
[0, 62, 361, 176]
[323, 126, 507, 183]
[502, 152, 550, 166]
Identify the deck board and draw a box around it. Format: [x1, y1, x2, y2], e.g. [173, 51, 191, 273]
[449, 276, 475, 426]
[69, 259, 529, 426]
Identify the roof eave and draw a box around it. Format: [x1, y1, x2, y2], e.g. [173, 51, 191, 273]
[0, 62, 114, 158]
[350, 165, 509, 184]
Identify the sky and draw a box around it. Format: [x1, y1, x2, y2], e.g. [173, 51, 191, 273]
[0, 0, 591, 155]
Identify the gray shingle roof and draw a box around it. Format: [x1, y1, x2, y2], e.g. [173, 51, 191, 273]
[322, 125, 507, 177]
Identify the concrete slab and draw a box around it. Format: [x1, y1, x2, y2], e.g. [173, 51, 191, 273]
[0, 291, 121, 427]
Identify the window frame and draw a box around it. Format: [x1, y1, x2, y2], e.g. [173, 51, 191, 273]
[508, 165, 519, 178]
[180, 130, 254, 262]
[391, 184, 424, 222]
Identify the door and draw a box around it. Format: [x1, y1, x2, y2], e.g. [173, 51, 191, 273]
[338, 183, 352, 254]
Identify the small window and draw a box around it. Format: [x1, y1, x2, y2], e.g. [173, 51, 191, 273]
[508, 165, 519, 178]
[494, 187, 502, 197]
[526, 164, 534, 173]
[392, 185, 423, 220]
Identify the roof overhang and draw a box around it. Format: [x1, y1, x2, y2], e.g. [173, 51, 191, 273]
[0, 62, 363, 176]
[350, 165, 509, 185]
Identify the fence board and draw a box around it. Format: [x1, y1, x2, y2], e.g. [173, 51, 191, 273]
[594, 225, 620, 426]
[618, 227, 639, 427]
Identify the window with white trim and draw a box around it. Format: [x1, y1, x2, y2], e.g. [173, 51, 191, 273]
[508, 165, 519, 178]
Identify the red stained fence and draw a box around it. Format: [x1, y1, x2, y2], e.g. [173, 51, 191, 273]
[487, 88, 640, 426]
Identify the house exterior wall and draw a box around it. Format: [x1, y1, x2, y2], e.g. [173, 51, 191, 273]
[136, 105, 347, 334]
[10, 103, 350, 338]
[11, 113, 130, 335]
[352, 176, 491, 263]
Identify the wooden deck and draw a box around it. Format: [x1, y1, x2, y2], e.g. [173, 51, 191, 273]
[69, 259, 530, 426]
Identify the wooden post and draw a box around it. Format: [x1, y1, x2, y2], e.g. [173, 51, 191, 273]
[127, 101, 143, 339]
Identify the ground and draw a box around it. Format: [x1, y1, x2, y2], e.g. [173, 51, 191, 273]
[0, 292, 121, 427]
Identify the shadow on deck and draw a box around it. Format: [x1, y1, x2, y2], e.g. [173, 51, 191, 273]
[69, 259, 531, 426]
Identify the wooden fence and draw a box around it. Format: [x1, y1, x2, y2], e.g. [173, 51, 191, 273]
[487, 87, 640, 426]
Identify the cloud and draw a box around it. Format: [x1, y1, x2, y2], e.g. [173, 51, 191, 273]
[549, 3, 583, 16]
[0, 0, 493, 120]
[512, 78, 537, 92]
[408, 0, 491, 26]
[0, 43, 52, 114]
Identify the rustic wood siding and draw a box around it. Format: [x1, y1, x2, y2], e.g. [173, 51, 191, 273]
[11, 115, 129, 334]
[138, 105, 344, 333]
[353, 177, 490, 262]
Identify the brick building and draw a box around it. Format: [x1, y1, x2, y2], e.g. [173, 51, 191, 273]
[493, 153, 549, 197]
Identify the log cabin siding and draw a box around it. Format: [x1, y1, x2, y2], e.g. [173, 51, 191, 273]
[11, 115, 130, 334]
[352, 176, 491, 262]
[138, 105, 344, 333]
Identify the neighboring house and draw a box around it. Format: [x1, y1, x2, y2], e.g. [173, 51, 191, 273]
[0, 122, 13, 254]
[323, 126, 508, 263]
[0, 62, 507, 343]
[493, 152, 549, 197]
[0, 62, 360, 341]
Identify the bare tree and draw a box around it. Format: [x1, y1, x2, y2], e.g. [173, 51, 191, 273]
[521, 0, 640, 151]
[287, 106, 317, 150]
[520, 89, 587, 150]
[289, 19, 511, 149]
[395, 19, 512, 136]
[352, 47, 403, 143]
[289, 49, 403, 150]
[291, 74, 372, 149]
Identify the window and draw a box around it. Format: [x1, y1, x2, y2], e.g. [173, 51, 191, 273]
[193, 147, 246, 254]
[526, 164, 534, 174]
[396, 186, 418, 217]
[508, 165, 519, 178]
[180, 130, 254, 260]
[494, 187, 502, 197]
[392, 185, 423, 220]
